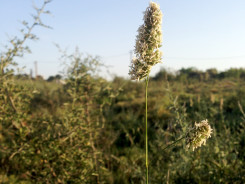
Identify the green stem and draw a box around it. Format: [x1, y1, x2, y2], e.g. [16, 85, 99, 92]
[145, 75, 149, 184]
[162, 136, 185, 151]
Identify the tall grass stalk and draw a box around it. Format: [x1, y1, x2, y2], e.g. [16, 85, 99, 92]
[145, 75, 149, 183]
[129, 2, 163, 183]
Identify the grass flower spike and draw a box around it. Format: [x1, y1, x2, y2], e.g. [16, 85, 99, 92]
[129, 2, 163, 80]
[186, 119, 213, 151]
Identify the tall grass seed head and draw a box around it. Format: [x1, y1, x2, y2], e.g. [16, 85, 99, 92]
[129, 1, 163, 81]
[186, 119, 213, 151]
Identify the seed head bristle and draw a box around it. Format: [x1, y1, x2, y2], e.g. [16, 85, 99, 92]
[186, 119, 213, 151]
[129, 2, 163, 80]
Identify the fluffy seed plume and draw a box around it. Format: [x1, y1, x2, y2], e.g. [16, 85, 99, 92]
[186, 119, 213, 151]
[129, 2, 163, 80]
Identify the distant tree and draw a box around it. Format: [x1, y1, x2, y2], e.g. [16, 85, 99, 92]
[240, 70, 245, 80]
[47, 74, 62, 82]
[177, 67, 202, 82]
[219, 68, 245, 79]
[206, 68, 218, 80]
[152, 68, 175, 81]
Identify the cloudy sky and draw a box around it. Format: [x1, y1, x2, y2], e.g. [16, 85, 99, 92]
[1, 0, 245, 79]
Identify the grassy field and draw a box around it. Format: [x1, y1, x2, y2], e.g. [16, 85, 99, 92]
[1, 66, 245, 183]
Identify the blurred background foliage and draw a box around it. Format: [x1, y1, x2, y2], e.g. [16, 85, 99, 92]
[1, 1, 245, 183]
[1, 62, 245, 183]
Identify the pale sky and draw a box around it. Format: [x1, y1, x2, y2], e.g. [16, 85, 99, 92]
[1, 0, 245, 79]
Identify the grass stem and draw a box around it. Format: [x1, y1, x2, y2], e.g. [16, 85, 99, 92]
[145, 75, 149, 184]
